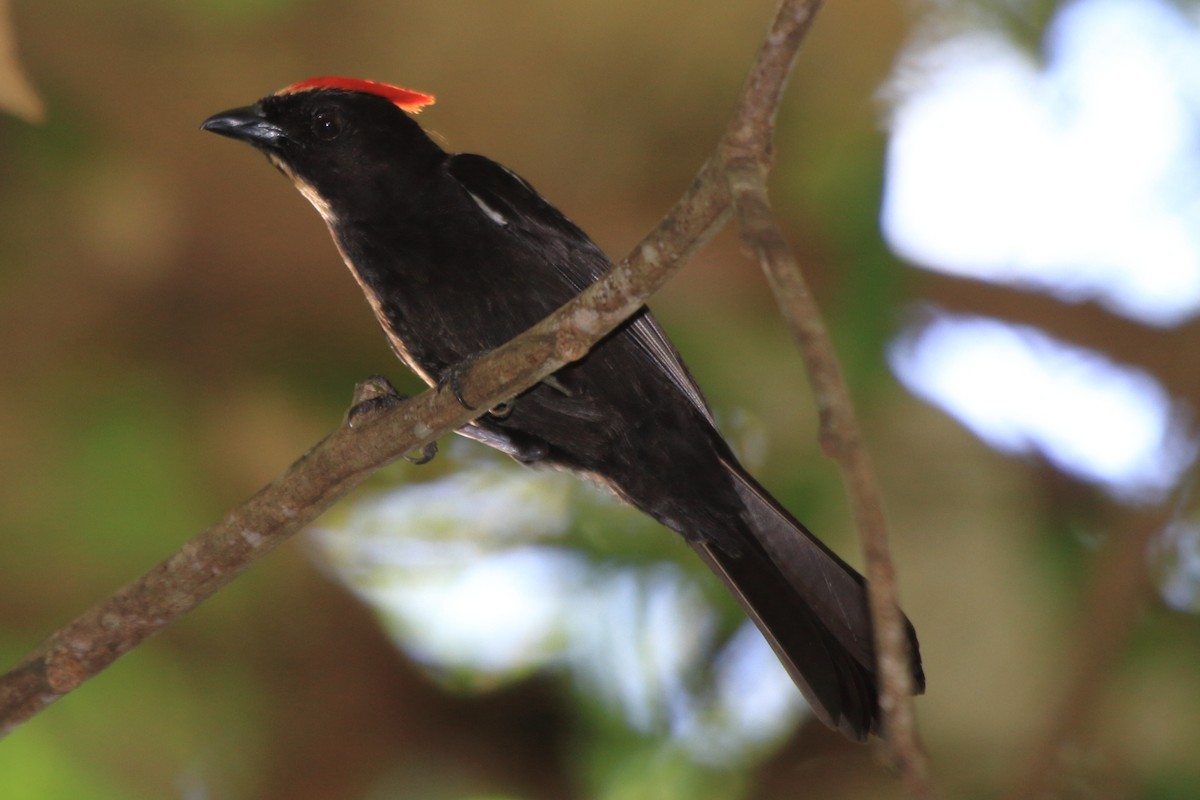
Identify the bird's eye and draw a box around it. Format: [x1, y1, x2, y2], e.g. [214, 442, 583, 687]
[311, 110, 343, 141]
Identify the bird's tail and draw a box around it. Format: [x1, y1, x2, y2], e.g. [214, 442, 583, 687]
[687, 458, 924, 740]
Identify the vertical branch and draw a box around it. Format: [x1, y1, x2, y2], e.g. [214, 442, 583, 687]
[719, 1, 932, 794]
[727, 167, 934, 798]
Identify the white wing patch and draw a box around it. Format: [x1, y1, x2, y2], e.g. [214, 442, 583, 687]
[468, 191, 509, 227]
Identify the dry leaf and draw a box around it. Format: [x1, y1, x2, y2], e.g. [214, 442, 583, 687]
[0, 0, 45, 122]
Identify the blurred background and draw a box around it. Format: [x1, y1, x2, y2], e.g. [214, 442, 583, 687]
[2, 0, 1199, 797]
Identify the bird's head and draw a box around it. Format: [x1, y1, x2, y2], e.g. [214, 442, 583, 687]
[202, 77, 442, 222]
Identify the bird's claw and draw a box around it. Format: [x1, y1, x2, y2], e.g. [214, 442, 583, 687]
[487, 399, 515, 419]
[404, 441, 439, 465]
[438, 359, 479, 411]
[439, 355, 517, 419]
[346, 374, 406, 427]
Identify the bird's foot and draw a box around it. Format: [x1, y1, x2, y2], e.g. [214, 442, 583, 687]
[345, 375, 437, 464]
[438, 355, 517, 419]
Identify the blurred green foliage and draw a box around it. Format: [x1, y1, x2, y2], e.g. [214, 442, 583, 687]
[1, 0, 1198, 798]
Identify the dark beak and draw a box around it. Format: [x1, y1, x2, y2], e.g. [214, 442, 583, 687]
[201, 105, 286, 147]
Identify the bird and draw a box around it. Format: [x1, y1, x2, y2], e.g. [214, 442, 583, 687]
[202, 76, 924, 740]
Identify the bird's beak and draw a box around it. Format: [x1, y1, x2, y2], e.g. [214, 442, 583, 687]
[201, 105, 286, 147]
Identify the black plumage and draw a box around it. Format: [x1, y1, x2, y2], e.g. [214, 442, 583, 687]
[202, 79, 924, 739]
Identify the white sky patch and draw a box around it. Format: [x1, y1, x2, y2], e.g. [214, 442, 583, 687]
[1156, 521, 1200, 612]
[890, 315, 1196, 501]
[882, 0, 1200, 326]
[372, 546, 587, 673]
[315, 457, 803, 760]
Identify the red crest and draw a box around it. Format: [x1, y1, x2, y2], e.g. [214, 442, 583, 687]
[278, 77, 435, 112]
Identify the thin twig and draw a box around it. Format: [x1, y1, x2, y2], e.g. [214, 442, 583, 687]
[719, 1, 934, 794]
[0, 1, 833, 738]
[730, 172, 933, 797]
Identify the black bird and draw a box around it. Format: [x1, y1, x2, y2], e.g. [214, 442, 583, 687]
[202, 77, 924, 739]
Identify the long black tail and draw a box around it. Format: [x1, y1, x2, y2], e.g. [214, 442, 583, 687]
[688, 457, 924, 740]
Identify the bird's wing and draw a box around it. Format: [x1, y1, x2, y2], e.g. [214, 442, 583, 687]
[445, 153, 716, 426]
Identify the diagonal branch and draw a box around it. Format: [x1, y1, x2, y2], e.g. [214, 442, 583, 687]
[0, 0, 814, 740]
[0, 9, 932, 794]
[0, 156, 730, 738]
